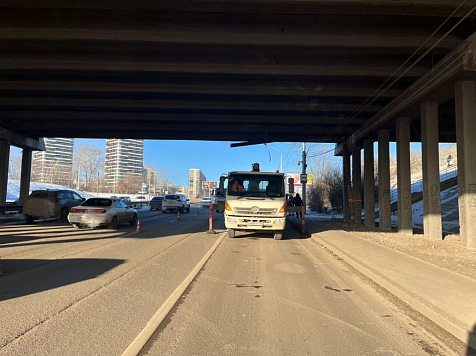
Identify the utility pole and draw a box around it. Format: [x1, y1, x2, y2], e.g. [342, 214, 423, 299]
[302, 142, 307, 207]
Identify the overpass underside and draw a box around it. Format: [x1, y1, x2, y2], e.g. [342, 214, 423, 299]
[0, 0, 475, 247]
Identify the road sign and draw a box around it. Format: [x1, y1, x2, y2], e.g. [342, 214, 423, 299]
[300, 174, 307, 183]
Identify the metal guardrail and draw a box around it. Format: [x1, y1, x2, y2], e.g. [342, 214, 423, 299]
[388, 163, 458, 205]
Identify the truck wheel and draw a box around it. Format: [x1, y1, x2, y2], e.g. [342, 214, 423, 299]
[228, 228, 236, 238]
[25, 215, 34, 223]
[273, 232, 283, 240]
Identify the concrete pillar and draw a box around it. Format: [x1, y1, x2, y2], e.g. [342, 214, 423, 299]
[455, 80, 476, 248]
[396, 117, 413, 235]
[364, 139, 375, 227]
[378, 130, 391, 230]
[421, 101, 442, 240]
[19, 148, 32, 206]
[0, 140, 10, 205]
[343, 145, 351, 220]
[352, 147, 362, 224]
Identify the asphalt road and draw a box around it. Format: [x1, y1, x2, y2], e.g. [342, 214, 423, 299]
[0, 207, 456, 355]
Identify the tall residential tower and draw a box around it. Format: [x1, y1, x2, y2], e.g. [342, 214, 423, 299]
[31, 138, 74, 186]
[188, 168, 206, 199]
[105, 139, 144, 193]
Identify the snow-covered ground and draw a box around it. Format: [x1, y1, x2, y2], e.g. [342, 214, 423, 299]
[6, 179, 96, 202]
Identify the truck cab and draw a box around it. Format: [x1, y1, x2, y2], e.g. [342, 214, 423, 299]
[222, 170, 286, 240]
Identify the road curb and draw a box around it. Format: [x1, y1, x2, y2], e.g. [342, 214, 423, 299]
[121, 231, 227, 356]
[311, 233, 475, 350]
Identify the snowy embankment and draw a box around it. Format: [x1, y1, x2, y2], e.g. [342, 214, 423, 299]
[6, 179, 95, 202]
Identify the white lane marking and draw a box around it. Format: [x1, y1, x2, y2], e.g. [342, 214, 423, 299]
[169, 220, 177, 223]
[121, 231, 227, 356]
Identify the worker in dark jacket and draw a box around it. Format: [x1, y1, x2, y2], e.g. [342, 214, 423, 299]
[293, 193, 303, 218]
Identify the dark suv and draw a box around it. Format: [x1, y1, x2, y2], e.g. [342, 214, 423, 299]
[23, 189, 84, 222]
[149, 196, 164, 210]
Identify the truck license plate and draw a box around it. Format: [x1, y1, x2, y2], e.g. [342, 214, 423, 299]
[248, 222, 263, 227]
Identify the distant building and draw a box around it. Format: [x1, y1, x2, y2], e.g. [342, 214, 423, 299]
[142, 166, 158, 194]
[105, 139, 144, 193]
[188, 168, 206, 199]
[31, 138, 74, 186]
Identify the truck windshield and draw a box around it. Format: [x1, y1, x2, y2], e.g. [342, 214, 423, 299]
[227, 175, 284, 197]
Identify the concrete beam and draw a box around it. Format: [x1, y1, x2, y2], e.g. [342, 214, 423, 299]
[352, 147, 362, 224]
[0, 28, 462, 49]
[396, 117, 413, 235]
[347, 32, 476, 148]
[343, 145, 351, 221]
[0, 81, 404, 99]
[0, 127, 45, 151]
[0, 141, 10, 205]
[455, 80, 476, 248]
[0, 59, 427, 78]
[421, 102, 442, 240]
[378, 130, 391, 230]
[364, 139, 375, 227]
[0, 98, 384, 113]
[19, 148, 32, 206]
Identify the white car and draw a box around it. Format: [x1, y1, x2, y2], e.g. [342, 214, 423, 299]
[68, 198, 138, 229]
[162, 194, 190, 213]
[200, 197, 214, 208]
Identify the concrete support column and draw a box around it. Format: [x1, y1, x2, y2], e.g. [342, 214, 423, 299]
[0, 141, 10, 205]
[455, 80, 476, 248]
[396, 117, 413, 235]
[421, 101, 442, 240]
[364, 139, 375, 227]
[343, 145, 351, 221]
[378, 130, 391, 230]
[352, 147, 362, 224]
[19, 148, 32, 206]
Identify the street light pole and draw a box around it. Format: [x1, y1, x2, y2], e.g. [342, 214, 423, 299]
[267, 145, 283, 172]
[302, 142, 307, 208]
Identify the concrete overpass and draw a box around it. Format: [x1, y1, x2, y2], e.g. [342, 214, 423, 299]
[0, 0, 475, 247]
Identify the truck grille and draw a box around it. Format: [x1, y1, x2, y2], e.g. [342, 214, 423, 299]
[235, 207, 277, 216]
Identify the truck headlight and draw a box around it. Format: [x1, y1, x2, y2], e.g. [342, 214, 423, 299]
[227, 217, 237, 223]
[273, 218, 285, 225]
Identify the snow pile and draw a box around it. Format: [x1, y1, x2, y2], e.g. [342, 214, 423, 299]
[6, 179, 95, 202]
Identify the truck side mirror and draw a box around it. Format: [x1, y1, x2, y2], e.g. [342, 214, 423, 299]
[288, 178, 294, 194]
[219, 176, 225, 194]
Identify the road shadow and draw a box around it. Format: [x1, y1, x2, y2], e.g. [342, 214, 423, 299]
[0, 258, 125, 301]
[230, 222, 302, 240]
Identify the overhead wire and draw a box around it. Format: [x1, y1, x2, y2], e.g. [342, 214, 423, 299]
[310, 0, 474, 145]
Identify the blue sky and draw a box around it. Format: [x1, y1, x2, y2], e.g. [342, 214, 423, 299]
[12, 139, 331, 186]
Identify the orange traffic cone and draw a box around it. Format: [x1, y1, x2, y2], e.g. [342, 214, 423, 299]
[177, 211, 180, 221]
[136, 220, 141, 234]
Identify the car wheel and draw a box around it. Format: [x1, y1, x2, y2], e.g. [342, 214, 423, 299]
[25, 215, 34, 223]
[72, 223, 79, 229]
[228, 228, 236, 238]
[187, 206, 191, 213]
[162, 209, 167, 214]
[273, 232, 283, 240]
[108, 216, 118, 229]
[60, 208, 69, 222]
[130, 213, 138, 226]
[179, 206, 184, 213]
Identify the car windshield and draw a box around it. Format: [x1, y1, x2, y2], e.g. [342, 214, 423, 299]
[165, 195, 180, 200]
[81, 198, 112, 207]
[152, 197, 164, 201]
[227, 174, 284, 197]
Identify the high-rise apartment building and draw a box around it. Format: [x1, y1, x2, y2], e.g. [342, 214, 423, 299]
[31, 138, 74, 186]
[188, 168, 206, 199]
[142, 166, 158, 194]
[105, 139, 144, 193]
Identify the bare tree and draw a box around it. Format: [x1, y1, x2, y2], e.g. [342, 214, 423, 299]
[74, 146, 104, 191]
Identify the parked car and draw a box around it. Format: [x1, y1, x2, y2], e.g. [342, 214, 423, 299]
[149, 196, 164, 210]
[23, 189, 84, 223]
[119, 196, 132, 206]
[162, 194, 190, 213]
[68, 198, 137, 229]
[200, 197, 214, 208]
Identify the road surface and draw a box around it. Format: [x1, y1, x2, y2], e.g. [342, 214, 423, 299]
[0, 207, 457, 355]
